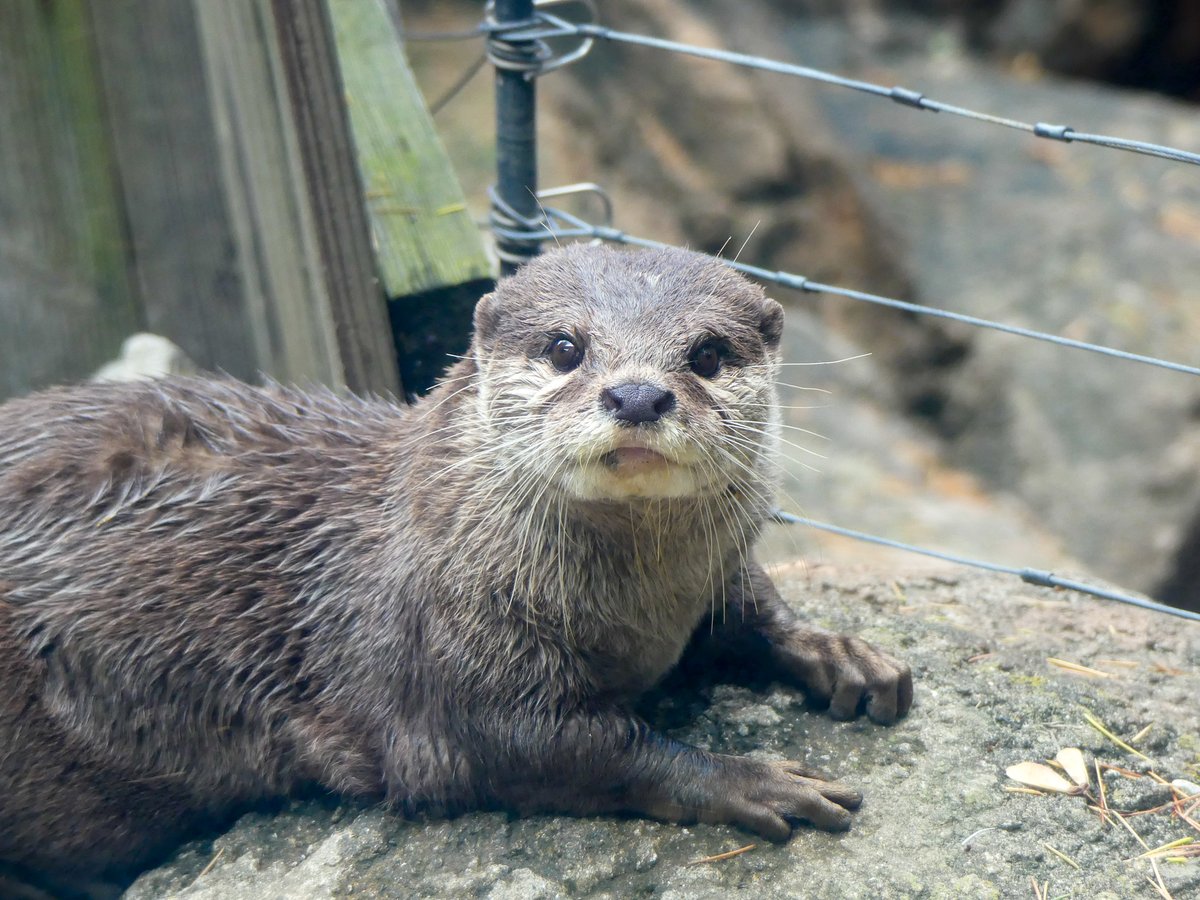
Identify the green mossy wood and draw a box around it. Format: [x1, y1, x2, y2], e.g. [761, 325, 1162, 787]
[328, 0, 492, 298]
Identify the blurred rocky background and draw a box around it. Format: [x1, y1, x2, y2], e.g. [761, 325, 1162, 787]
[406, 0, 1200, 612]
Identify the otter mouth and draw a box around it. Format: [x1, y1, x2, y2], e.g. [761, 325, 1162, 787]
[566, 443, 703, 499]
[601, 446, 671, 476]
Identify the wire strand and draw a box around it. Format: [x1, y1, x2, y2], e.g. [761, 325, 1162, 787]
[428, 52, 488, 115]
[398, 23, 489, 42]
[507, 210, 1200, 379]
[774, 512, 1200, 623]
[561, 21, 1200, 168]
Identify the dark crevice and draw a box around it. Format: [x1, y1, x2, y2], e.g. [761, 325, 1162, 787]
[1155, 507, 1200, 612]
[388, 278, 494, 400]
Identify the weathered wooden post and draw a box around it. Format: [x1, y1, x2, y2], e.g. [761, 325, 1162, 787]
[327, 0, 494, 395]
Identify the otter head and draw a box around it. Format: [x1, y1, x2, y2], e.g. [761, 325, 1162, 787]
[469, 244, 784, 502]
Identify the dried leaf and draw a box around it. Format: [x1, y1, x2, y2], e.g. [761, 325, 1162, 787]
[1006, 761, 1077, 794]
[1056, 748, 1090, 788]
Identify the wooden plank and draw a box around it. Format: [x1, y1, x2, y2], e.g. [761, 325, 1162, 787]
[269, 0, 403, 396]
[192, 0, 343, 387]
[88, 0, 261, 381]
[0, 0, 142, 399]
[328, 0, 492, 296]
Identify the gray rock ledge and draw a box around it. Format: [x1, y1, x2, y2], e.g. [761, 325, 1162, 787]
[127, 569, 1200, 899]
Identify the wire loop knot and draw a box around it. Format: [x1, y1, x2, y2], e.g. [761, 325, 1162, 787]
[485, 0, 596, 78]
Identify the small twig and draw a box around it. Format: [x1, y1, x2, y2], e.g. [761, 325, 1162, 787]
[1176, 800, 1199, 833]
[1099, 762, 1143, 779]
[688, 843, 756, 865]
[1126, 801, 1178, 818]
[1136, 837, 1196, 860]
[1150, 663, 1185, 676]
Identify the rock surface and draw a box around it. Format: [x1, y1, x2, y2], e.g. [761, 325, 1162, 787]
[127, 569, 1200, 899]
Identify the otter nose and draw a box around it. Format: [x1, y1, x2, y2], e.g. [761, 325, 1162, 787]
[601, 382, 677, 424]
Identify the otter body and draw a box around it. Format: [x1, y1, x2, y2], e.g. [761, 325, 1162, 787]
[0, 246, 910, 889]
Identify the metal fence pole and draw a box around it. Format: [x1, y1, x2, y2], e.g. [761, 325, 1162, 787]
[491, 0, 540, 275]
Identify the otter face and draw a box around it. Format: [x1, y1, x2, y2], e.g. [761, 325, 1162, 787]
[470, 245, 784, 502]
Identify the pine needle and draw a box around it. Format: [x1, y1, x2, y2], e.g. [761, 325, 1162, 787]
[1043, 843, 1081, 870]
[1137, 837, 1195, 860]
[1083, 710, 1152, 761]
[1112, 808, 1150, 851]
[1146, 860, 1175, 900]
[689, 843, 756, 865]
[1047, 658, 1114, 679]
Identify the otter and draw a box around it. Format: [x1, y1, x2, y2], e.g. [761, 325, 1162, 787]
[0, 245, 911, 893]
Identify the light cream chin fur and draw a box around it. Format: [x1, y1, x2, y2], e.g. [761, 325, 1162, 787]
[555, 417, 733, 501]
[562, 460, 705, 501]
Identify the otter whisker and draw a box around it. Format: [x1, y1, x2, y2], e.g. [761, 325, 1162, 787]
[723, 422, 827, 462]
[743, 353, 871, 368]
[772, 382, 834, 394]
[740, 419, 830, 442]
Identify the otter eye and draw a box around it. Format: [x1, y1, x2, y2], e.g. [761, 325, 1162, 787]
[689, 342, 723, 378]
[549, 336, 583, 372]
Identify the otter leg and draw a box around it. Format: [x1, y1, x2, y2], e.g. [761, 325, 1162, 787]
[685, 561, 913, 725]
[485, 712, 861, 841]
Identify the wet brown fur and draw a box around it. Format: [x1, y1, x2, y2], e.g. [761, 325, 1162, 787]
[0, 246, 911, 891]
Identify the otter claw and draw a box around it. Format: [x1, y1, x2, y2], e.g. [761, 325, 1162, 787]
[777, 629, 913, 725]
[706, 757, 862, 841]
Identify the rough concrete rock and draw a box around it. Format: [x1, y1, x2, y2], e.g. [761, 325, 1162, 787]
[127, 570, 1200, 899]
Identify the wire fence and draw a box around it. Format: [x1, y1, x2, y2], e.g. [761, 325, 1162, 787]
[432, 1, 1200, 621]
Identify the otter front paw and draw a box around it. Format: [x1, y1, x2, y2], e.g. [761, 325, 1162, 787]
[776, 628, 913, 725]
[669, 756, 862, 841]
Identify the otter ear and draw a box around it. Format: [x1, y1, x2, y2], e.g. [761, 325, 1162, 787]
[472, 292, 500, 343]
[759, 298, 784, 349]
